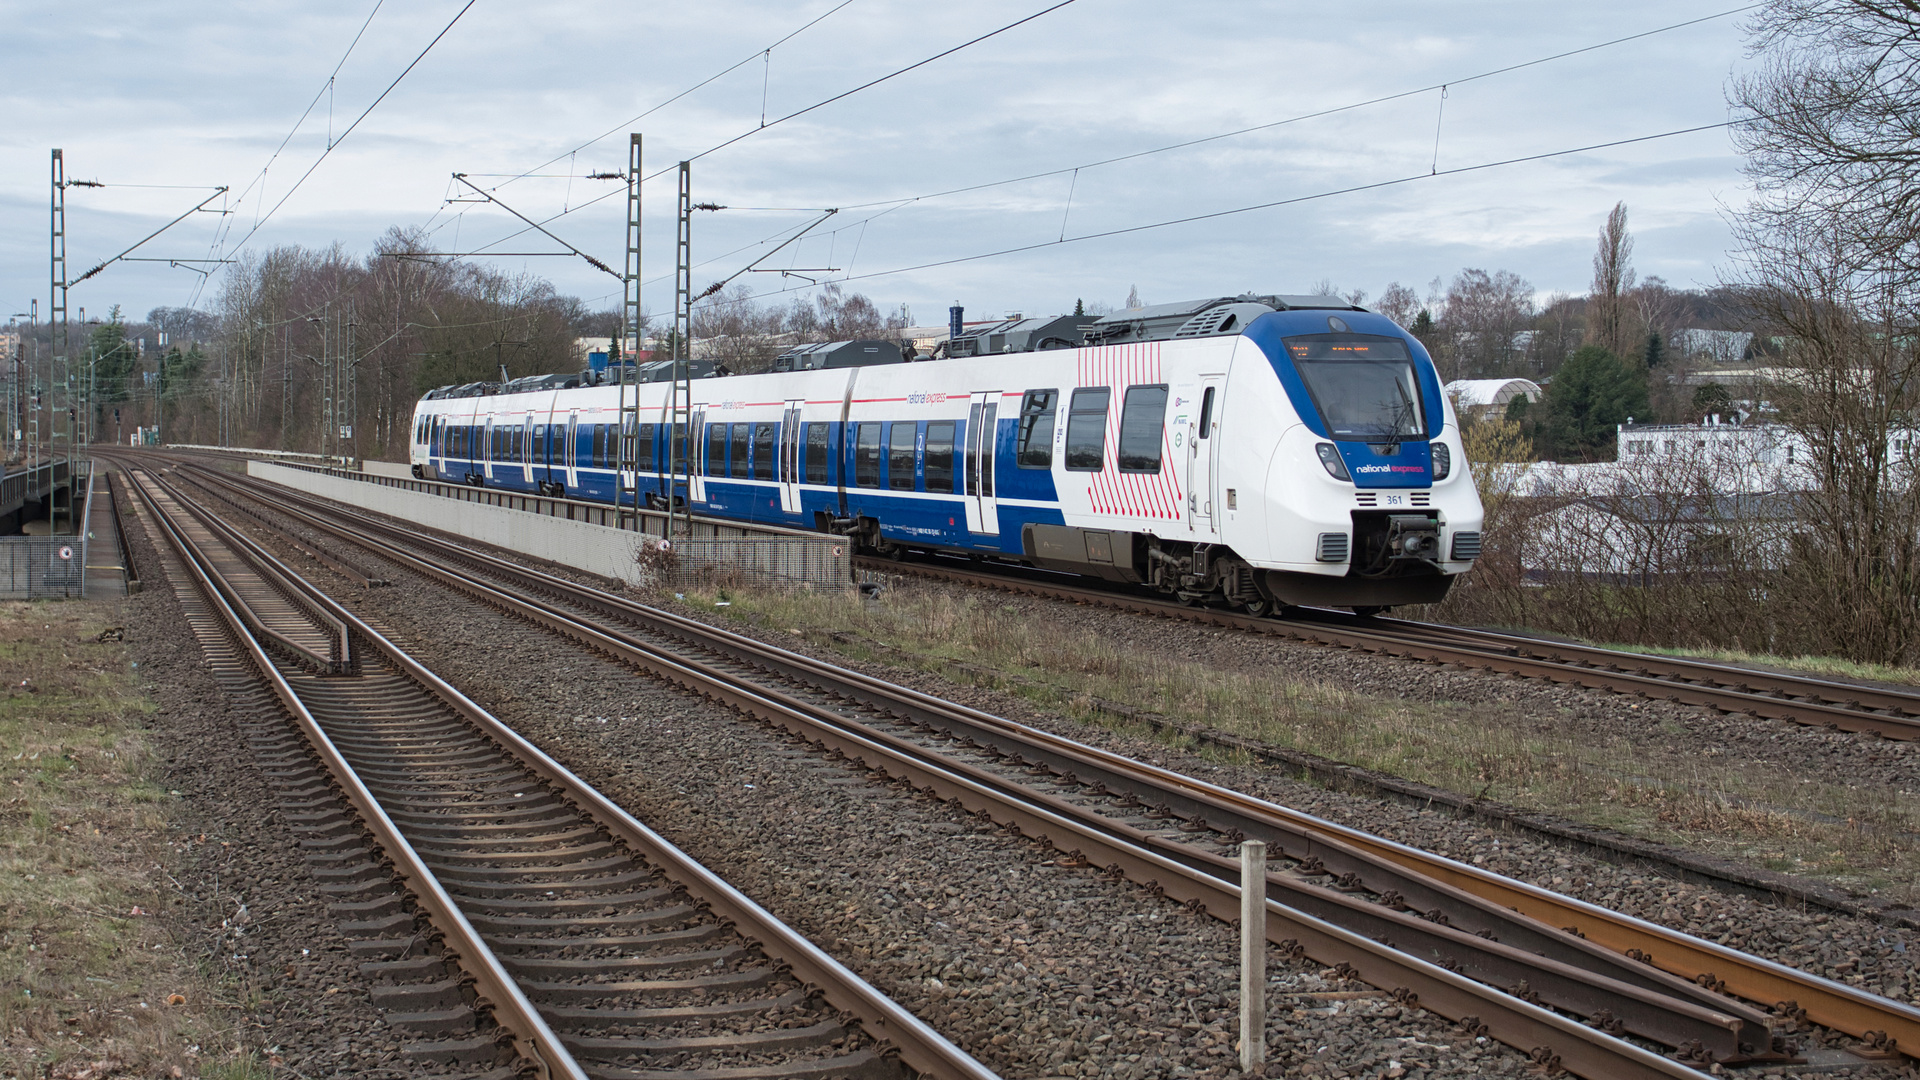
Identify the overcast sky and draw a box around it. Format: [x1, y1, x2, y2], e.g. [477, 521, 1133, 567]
[0, 0, 1757, 331]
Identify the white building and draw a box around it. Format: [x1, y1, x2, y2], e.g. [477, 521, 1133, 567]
[1444, 378, 1543, 420]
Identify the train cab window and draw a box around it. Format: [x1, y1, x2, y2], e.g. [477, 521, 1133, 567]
[1016, 389, 1057, 469]
[730, 424, 751, 479]
[706, 424, 727, 477]
[855, 422, 882, 488]
[1065, 387, 1111, 471]
[804, 423, 831, 484]
[637, 423, 657, 470]
[753, 423, 776, 481]
[1118, 385, 1169, 474]
[888, 423, 918, 490]
[924, 420, 956, 493]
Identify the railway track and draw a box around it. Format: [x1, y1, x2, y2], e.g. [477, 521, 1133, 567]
[171, 461, 1920, 1077]
[867, 556, 1920, 742]
[122, 463, 997, 1080]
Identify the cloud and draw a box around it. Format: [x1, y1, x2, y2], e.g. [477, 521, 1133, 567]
[1, 0, 1755, 325]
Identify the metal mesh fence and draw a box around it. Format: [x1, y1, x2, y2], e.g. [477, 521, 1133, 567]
[649, 537, 852, 592]
[0, 538, 87, 599]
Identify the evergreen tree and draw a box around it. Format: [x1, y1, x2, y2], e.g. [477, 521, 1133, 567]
[1643, 330, 1665, 368]
[87, 305, 137, 403]
[1691, 382, 1733, 420]
[1543, 345, 1649, 460]
[1073, 298, 1085, 317]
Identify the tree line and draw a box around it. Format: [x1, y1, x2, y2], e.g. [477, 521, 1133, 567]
[1431, 0, 1920, 667]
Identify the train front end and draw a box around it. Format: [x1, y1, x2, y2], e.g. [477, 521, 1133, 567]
[1235, 309, 1482, 612]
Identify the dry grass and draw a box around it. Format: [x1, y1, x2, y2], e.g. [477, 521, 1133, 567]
[0, 600, 261, 1080]
[681, 584, 1920, 903]
[1588, 640, 1920, 687]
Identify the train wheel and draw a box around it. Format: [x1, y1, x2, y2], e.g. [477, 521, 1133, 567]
[1242, 597, 1271, 618]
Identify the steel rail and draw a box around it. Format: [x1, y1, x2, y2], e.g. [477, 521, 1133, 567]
[136, 475, 350, 675]
[845, 556, 1920, 1054]
[186, 470, 1769, 1077]
[196, 465, 1920, 1066]
[147, 467, 1000, 1080]
[125, 469, 589, 1080]
[863, 557, 1920, 740]
[222, 477, 1778, 1055]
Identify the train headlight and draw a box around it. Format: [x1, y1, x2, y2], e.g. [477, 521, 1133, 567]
[1431, 441, 1451, 481]
[1315, 442, 1350, 482]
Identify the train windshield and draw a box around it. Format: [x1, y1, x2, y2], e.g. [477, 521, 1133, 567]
[1283, 334, 1426, 441]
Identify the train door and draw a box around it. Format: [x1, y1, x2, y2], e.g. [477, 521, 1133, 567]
[687, 405, 708, 504]
[483, 416, 496, 481]
[1186, 378, 1223, 537]
[778, 400, 803, 513]
[521, 412, 535, 485]
[429, 416, 444, 474]
[565, 411, 579, 492]
[963, 391, 1001, 535]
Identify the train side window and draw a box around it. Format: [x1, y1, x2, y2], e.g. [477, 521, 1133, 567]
[855, 422, 882, 488]
[672, 422, 688, 472]
[753, 423, 776, 481]
[1015, 389, 1057, 469]
[637, 423, 657, 470]
[924, 420, 956, 492]
[1118, 385, 1169, 473]
[1065, 387, 1111, 471]
[730, 424, 751, 479]
[706, 423, 726, 478]
[589, 424, 604, 466]
[888, 423, 918, 490]
[804, 423, 830, 484]
[1198, 387, 1215, 439]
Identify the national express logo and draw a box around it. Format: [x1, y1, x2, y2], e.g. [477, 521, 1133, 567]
[1354, 464, 1427, 475]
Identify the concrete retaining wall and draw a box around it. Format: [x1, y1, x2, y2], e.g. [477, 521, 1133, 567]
[249, 460, 851, 591]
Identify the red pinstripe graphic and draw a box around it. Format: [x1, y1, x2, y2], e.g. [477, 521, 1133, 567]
[1121, 346, 1137, 516]
[1144, 345, 1175, 515]
[1120, 347, 1140, 518]
[1108, 346, 1124, 517]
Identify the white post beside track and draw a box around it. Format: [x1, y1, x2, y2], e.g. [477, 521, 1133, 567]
[1240, 839, 1267, 1074]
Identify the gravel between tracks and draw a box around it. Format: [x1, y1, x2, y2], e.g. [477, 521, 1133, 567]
[176, 474, 1918, 1077]
[316, 551, 1546, 1080]
[114, 481, 437, 1078]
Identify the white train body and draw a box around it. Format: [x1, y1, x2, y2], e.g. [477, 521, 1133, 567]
[410, 296, 1483, 611]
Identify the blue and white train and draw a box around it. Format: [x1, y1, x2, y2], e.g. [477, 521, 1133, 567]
[409, 294, 1483, 613]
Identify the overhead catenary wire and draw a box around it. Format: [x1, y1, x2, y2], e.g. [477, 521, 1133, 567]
[455, 0, 1084, 260]
[189, 0, 389, 305]
[831, 3, 1757, 212]
[210, 0, 477, 271]
[638, 0, 1083, 184]
[456, 2, 1752, 270]
[480, 0, 857, 195]
[741, 118, 1743, 300]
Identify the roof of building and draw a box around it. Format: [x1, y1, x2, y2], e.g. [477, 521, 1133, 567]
[1444, 378, 1543, 408]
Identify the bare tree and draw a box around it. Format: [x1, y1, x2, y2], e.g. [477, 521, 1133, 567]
[1443, 268, 1536, 379]
[1732, 0, 1920, 296]
[1735, 219, 1920, 663]
[1587, 202, 1638, 358]
[1374, 282, 1421, 329]
[1724, 0, 1920, 663]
